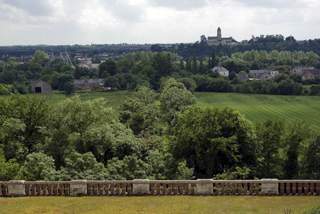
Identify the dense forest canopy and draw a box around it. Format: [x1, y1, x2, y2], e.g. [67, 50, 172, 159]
[1, 80, 320, 181]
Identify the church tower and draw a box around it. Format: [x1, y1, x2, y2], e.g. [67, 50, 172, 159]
[217, 27, 222, 40]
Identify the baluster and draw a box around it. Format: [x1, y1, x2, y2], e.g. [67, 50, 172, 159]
[106, 183, 110, 196]
[311, 183, 315, 195]
[316, 182, 320, 195]
[109, 183, 114, 195]
[157, 183, 161, 195]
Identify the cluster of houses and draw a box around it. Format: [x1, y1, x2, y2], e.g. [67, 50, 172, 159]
[291, 67, 320, 81]
[30, 79, 112, 94]
[75, 56, 100, 70]
[73, 79, 111, 91]
[211, 65, 279, 81]
[212, 65, 320, 81]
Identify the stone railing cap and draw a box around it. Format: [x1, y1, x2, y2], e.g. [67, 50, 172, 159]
[71, 180, 88, 183]
[8, 180, 25, 184]
[196, 179, 214, 183]
[133, 179, 150, 184]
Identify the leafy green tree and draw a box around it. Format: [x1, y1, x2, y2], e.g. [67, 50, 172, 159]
[178, 78, 197, 92]
[120, 87, 161, 136]
[173, 106, 257, 178]
[105, 155, 150, 180]
[19, 152, 57, 181]
[58, 152, 108, 180]
[63, 81, 75, 95]
[45, 97, 140, 167]
[283, 123, 309, 179]
[99, 60, 117, 77]
[214, 167, 252, 180]
[303, 136, 320, 179]
[146, 140, 193, 180]
[160, 78, 195, 126]
[0, 148, 20, 181]
[31, 50, 49, 65]
[256, 121, 284, 178]
[0, 96, 50, 162]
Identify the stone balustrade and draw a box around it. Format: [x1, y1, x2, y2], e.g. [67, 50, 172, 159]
[0, 179, 319, 197]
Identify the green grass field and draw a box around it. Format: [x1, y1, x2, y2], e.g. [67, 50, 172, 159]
[0, 196, 319, 214]
[196, 93, 320, 130]
[3, 91, 320, 130]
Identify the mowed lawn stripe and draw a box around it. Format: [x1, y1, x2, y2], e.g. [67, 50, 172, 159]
[196, 93, 320, 130]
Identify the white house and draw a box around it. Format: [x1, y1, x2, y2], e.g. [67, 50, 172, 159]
[212, 65, 230, 78]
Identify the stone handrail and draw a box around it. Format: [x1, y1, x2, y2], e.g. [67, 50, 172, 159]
[0, 179, 319, 197]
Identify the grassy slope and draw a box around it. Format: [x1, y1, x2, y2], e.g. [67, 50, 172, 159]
[0, 196, 319, 214]
[196, 93, 320, 130]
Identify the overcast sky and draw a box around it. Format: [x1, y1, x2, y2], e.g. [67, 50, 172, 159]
[0, 0, 319, 45]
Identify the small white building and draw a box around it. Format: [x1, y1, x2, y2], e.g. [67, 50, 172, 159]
[212, 66, 230, 78]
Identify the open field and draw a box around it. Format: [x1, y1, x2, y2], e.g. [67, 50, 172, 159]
[3, 91, 320, 130]
[196, 93, 320, 130]
[0, 196, 319, 214]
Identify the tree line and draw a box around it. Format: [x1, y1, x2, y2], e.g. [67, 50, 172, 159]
[1, 50, 320, 96]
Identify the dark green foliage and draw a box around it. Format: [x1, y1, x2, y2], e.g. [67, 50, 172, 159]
[19, 152, 57, 181]
[303, 137, 320, 179]
[0, 148, 20, 180]
[58, 152, 108, 180]
[283, 124, 309, 179]
[172, 106, 257, 178]
[0, 89, 319, 181]
[99, 60, 117, 77]
[178, 78, 197, 92]
[120, 87, 161, 136]
[310, 85, 320, 95]
[0, 96, 50, 162]
[256, 121, 284, 178]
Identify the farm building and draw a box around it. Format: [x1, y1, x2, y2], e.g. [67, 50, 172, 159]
[74, 79, 107, 91]
[30, 80, 52, 94]
[249, 70, 279, 80]
[291, 67, 320, 81]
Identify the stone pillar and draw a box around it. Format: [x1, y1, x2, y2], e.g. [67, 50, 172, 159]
[196, 179, 213, 195]
[132, 179, 150, 195]
[8, 180, 26, 197]
[70, 180, 87, 196]
[261, 179, 279, 195]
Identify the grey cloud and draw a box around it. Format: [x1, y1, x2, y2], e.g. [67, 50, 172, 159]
[232, 0, 302, 8]
[150, 0, 208, 10]
[99, 0, 145, 22]
[2, 0, 54, 16]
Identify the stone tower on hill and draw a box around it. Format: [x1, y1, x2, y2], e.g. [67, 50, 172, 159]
[204, 27, 238, 46]
[217, 27, 222, 40]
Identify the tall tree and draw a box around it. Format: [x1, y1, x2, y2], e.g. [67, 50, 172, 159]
[160, 78, 195, 126]
[303, 136, 320, 179]
[283, 123, 309, 179]
[256, 121, 284, 178]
